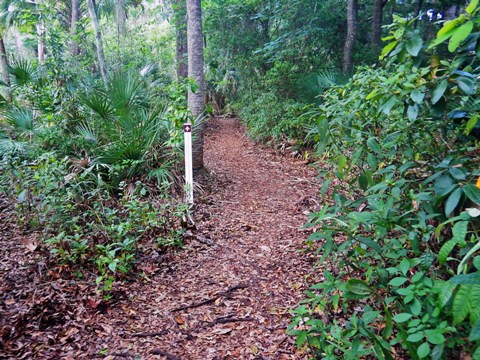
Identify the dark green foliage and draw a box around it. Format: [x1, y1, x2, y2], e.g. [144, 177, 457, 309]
[289, 2, 480, 358]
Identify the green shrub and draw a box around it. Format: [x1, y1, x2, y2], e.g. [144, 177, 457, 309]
[236, 92, 314, 145]
[289, 4, 480, 359]
[0, 153, 186, 293]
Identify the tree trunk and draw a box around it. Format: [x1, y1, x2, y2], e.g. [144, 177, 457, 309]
[0, 36, 11, 102]
[414, 0, 424, 28]
[37, 23, 45, 63]
[343, 0, 358, 74]
[187, 0, 205, 170]
[371, 0, 384, 48]
[87, 0, 109, 85]
[172, 0, 188, 79]
[116, 0, 126, 39]
[36, 0, 45, 63]
[70, 0, 80, 56]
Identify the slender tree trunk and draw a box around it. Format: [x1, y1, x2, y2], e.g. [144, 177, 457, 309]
[0, 36, 11, 102]
[36, 0, 45, 63]
[413, 0, 424, 28]
[116, 0, 126, 39]
[87, 0, 109, 85]
[187, 0, 205, 170]
[343, 0, 358, 74]
[371, 0, 384, 48]
[172, 0, 188, 79]
[70, 0, 80, 56]
[37, 23, 45, 63]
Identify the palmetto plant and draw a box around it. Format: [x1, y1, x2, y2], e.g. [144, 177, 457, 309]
[8, 58, 36, 87]
[79, 71, 175, 186]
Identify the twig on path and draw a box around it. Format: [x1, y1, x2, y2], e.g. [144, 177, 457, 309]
[150, 349, 182, 360]
[208, 314, 255, 326]
[130, 330, 168, 337]
[194, 234, 214, 246]
[171, 283, 248, 312]
[110, 351, 135, 358]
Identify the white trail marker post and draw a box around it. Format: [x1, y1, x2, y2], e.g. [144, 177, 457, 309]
[184, 123, 194, 204]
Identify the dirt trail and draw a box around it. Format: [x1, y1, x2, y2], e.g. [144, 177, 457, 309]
[1, 118, 320, 359]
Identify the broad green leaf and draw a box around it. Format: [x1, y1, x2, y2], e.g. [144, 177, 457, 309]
[470, 319, 480, 341]
[367, 137, 382, 154]
[445, 187, 462, 216]
[466, 0, 479, 14]
[410, 89, 425, 104]
[431, 80, 448, 105]
[359, 173, 369, 191]
[452, 221, 468, 246]
[453, 285, 471, 324]
[388, 277, 408, 287]
[450, 272, 480, 285]
[379, 96, 397, 115]
[358, 237, 383, 253]
[438, 239, 457, 265]
[466, 114, 479, 135]
[393, 313, 412, 323]
[425, 330, 445, 345]
[464, 183, 480, 205]
[380, 40, 398, 60]
[437, 19, 460, 39]
[439, 281, 456, 306]
[456, 76, 477, 95]
[406, 32, 423, 56]
[448, 21, 474, 52]
[417, 342, 430, 358]
[407, 332, 424, 342]
[410, 298, 422, 316]
[399, 258, 410, 275]
[338, 155, 347, 173]
[473, 346, 480, 360]
[346, 279, 372, 297]
[449, 167, 466, 180]
[366, 89, 378, 100]
[296, 330, 307, 348]
[431, 344, 445, 360]
[407, 104, 419, 121]
[108, 261, 117, 273]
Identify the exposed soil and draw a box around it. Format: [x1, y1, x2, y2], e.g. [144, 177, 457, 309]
[0, 118, 320, 359]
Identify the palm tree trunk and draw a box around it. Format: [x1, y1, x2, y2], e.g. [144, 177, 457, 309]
[343, 0, 358, 74]
[187, 0, 205, 170]
[87, 0, 109, 85]
[0, 36, 11, 102]
[172, 0, 188, 79]
[70, 0, 80, 56]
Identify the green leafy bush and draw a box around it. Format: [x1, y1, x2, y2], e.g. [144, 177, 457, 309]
[290, 3, 480, 359]
[0, 154, 186, 293]
[236, 92, 314, 145]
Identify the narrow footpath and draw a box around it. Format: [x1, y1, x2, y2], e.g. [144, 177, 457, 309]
[1, 118, 320, 359]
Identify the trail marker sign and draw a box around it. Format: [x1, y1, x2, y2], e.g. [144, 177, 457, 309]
[184, 123, 193, 204]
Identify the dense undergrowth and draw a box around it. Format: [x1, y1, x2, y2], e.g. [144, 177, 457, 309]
[0, 3, 191, 294]
[285, 3, 480, 359]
